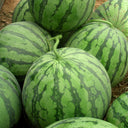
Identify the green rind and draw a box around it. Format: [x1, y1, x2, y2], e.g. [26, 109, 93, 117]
[22, 47, 111, 127]
[106, 91, 128, 128]
[0, 65, 22, 128]
[12, 0, 35, 22]
[66, 21, 128, 87]
[46, 117, 118, 128]
[0, 21, 53, 82]
[90, 0, 128, 37]
[28, 0, 95, 33]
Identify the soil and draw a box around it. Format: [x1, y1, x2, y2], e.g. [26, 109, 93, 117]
[0, 0, 128, 127]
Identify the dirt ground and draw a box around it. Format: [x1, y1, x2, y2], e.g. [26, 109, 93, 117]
[0, 0, 128, 101]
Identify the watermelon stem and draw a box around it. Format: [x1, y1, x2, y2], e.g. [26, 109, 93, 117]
[87, 19, 114, 28]
[49, 35, 62, 59]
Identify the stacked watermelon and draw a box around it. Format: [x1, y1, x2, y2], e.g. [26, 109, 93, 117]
[46, 117, 118, 128]
[0, 21, 54, 84]
[65, 19, 128, 87]
[22, 36, 112, 127]
[0, 0, 128, 127]
[90, 0, 128, 37]
[0, 65, 22, 128]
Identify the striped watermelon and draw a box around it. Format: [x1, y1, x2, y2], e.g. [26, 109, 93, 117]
[27, 0, 96, 33]
[106, 91, 128, 128]
[12, 0, 35, 23]
[0, 21, 53, 83]
[46, 117, 118, 128]
[0, 65, 22, 128]
[22, 37, 111, 127]
[66, 20, 128, 87]
[90, 0, 128, 37]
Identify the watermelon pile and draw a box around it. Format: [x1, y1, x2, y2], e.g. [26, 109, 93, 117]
[0, 0, 128, 127]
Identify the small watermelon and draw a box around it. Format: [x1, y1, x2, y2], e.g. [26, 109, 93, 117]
[46, 117, 118, 128]
[66, 19, 128, 87]
[12, 0, 35, 22]
[90, 0, 128, 37]
[106, 91, 128, 128]
[0, 21, 53, 83]
[27, 0, 96, 33]
[22, 35, 111, 127]
[0, 65, 22, 128]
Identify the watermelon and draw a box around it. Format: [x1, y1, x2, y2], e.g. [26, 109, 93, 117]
[12, 0, 35, 22]
[46, 117, 118, 128]
[0, 65, 22, 128]
[0, 21, 53, 83]
[27, 0, 96, 33]
[90, 0, 128, 37]
[106, 91, 128, 128]
[66, 19, 128, 87]
[22, 35, 112, 128]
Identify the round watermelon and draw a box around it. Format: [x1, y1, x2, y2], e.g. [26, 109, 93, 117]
[90, 0, 128, 37]
[22, 37, 111, 127]
[66, 20, 128, 87]
[0, 21, 53, 83]
[0, 65, 22, 128]
[27, 0, 96, 33]
[12, 0, 35, 22]
[106, 91, 128, 128]
[46, 117, 118, 128]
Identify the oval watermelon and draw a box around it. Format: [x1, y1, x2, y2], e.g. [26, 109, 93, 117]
[27, 0, 96, 33]
[46, 117, 118, 128]
[0, 21, 53, 83]
[22, 37, 111, 127]
[90, 0, 128, 37]
[66, 20, 128, 87]
[106, 91, 128, 128]
[0, 65, 22, 128]
[12, 0, 35, 22]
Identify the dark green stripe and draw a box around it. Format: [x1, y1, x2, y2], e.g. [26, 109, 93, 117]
[10, 23, 48, 48]
[0, 68, 21, 93]
[1, 30, 46, 54]
[85, 26, 109, 52]
[113, 0, 122, 10]
[85, 66, 110, 116]
[110, 36, 124, 84]
[0, 43, 40, 57]
[51, 68, 64, 120]
[0, 57, 32, 67]
[109, 96, 128, 127]
[30, 62, 54, 127]
[51, 0, 63, 17]
[14, 0, 28, 22]
[61, 62, 85, 117]
[120, 38, 128, 77]
[120, 9, 128, 24]
[0, 76, 20, 97]
[72, 0, 94, 30]
[0, 88, 16, 127]
[38, 0, 48, 23]
[28, 0, 34, 14]
[55, 0, 75, 31]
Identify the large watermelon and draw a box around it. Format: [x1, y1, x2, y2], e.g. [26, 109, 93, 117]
[106, 91, 128, 128]
[12, 0, 35, 22]
[66, 20, 128, 87]
[90, 0, 128, 37]
[46, 117, 118, 128]
[27, 0, 96, 33]
[0, 21, 53, 83]
[0, 65, 22, 128]
[22, 36, 111, 127]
